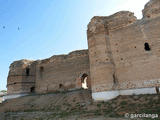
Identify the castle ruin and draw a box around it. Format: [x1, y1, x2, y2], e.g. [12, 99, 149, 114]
[4, 0, 160, 101]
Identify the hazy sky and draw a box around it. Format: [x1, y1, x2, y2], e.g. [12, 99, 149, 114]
[0, 0, 149, 90]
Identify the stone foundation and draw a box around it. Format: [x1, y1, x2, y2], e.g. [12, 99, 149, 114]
[3, 93, 28, 101]
[92, 87, 159, 101]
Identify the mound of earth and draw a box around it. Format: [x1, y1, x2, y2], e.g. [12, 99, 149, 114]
[0, 89, 160, 120]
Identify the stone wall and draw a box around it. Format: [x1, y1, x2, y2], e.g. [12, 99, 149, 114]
[7, 50, 90, 95]
[87, 11, 137, 93]
[7, 60, 36, 94]
[35, 50, 90, 93]
[87, 0, 160, 100]
[143, 0, 160, 19]
[6, 0, 160, 101]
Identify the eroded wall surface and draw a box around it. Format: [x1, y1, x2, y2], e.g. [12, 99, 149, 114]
[87, 0, 160, 99]
[6, 0, 160, 101]
[35, 50, 90, 93]
[7, 50, 90, 94]
[7, 60, 36, 94]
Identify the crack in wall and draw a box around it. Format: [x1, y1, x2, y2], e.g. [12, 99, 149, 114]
[104, 23, 119, 88]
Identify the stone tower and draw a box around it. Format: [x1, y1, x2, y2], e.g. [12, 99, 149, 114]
[7, 60, 36, 94]
[87, 0, 160, 101]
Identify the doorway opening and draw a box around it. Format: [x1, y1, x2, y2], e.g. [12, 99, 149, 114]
[81, 73, 88, 89]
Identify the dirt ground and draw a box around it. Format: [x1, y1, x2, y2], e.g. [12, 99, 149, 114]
[0, 89, 160, 120]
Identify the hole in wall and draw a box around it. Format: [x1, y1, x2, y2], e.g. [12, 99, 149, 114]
[121, 58, 123, 60]
[134, 46, 136, 48]
[59, 84, 63, 88]
[30, 87, 35, 93]
[40, 66, 44, 78]
[40, 66, 44, 72]
[144, 42, 151, 51]
[147, 15, 150, 18]
[113, 73, 118, 85]
[26, 68, 30, 76]
[113, 74, 116, 84]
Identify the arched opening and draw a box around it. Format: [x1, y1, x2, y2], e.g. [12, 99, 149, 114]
[30, 87, 35, 93]
[81, 73, 88, 89]
[26, 68, 30, 76]
[144, 42, 151, 51]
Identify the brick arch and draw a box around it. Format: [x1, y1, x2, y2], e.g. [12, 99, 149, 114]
[76, 73, 91, 90]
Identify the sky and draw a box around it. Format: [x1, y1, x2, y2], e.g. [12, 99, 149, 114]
[0, 0, 149, 90]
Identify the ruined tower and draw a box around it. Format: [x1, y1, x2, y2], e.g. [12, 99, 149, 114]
[4, 0, 160, 101]
[87, 0, 160, 101]
[7, 60, 36, 94]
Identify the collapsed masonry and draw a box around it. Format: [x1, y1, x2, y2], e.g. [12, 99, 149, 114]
[5, 0, 160, 101]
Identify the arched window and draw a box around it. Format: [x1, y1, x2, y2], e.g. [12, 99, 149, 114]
[144, 42, 151, 51]
[26, 68, 30, 76]
[81, 73, 88, 89]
